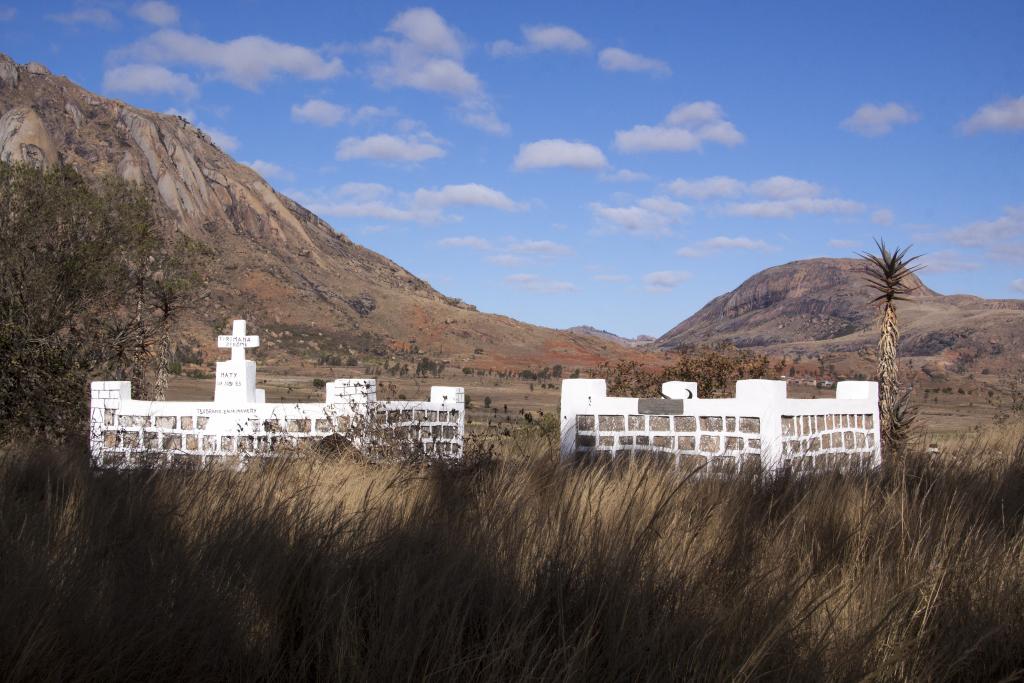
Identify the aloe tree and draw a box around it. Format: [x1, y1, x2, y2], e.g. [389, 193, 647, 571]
[860, 240, 923, 457]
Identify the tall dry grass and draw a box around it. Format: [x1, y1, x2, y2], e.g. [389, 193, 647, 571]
[2, 433, 1024, 681]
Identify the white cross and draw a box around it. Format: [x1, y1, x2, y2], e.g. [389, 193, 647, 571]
[218, 319, 259, 363]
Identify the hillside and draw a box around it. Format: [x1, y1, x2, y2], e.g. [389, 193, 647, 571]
[0, 53, 631, 370]
[658, 257, 1024, 374]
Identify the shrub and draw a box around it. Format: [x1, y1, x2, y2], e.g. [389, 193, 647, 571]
[0, 162, 199, 441]
[604, 344, 774, 398]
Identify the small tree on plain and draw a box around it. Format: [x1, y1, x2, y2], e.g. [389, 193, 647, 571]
[859, 239, 923, 459]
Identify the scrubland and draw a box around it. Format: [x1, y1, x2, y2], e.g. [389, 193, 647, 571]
[2, 430, 1024, 681]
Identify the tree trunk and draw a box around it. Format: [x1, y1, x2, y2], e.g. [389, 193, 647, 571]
[153, 321, 170, 401]
[877, 300, 900, 457]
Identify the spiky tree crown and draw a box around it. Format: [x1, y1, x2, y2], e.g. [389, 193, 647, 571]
[859, 239, 924, 304]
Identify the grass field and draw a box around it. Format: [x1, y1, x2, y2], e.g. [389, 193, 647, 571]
[2, 428, 1023, 680]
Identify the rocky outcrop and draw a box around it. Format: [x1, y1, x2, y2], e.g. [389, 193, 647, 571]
[0, 106, 57, 167]
[0, 55, 17, 88]
[658, 258, 1024, 368]
[0, 52, 624, 369]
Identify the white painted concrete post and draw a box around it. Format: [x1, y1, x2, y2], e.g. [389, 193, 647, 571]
[215, 319, 260, 404]
[735, 379, 788, 470]
[560, 379, 607, 459]
[430, 386, 465, 409]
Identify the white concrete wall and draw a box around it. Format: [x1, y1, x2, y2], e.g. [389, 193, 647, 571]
[89, 379, 465, 468]
[560, 378, 881, 472]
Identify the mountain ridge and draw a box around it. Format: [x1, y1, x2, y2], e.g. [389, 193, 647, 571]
[657, 257, 1024, 373]
[0, 53, 635, 370]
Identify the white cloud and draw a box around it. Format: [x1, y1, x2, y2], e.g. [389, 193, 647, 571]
[514, 139, 608, 170]
[291, 101, 396, 127]
[593, 273, 630, 283]
[103, 64, 198, 99]
[724, 197, 864, 218]
[643, 270, 692, 292]
[334, 182, 391, 202]
[368, 8, 507, 134]
[350, 105, 397, 124]
[112, 29, 343, 90]
[490, 25, 590, 56]
[0, 7, 16, 21]
[522, 25, 590, 52]
[841, 103, 918, 137]
[47, 7, 116, 28]
[291, 99, 347, 126]
[297, 184, 414, 222]
[202, 125, 239, 152]
[678, 236, 776, 257]
[828, 239, 861, 249]
[439, 235, 491, 250]
[615, 126, 701, 153]
[508, 239, 572, 256]
[749, 176, 821, 199]
[301, 181, 521, 224]
[597, 47, 670, 76]
[591, 195, 691, 236]
[991, 244, 1024, 263]
[920, 250, 980, 273]
[600, 169, 650, 183]
[440, 236, 570, 265]
[960, 97, 1024, 134]
[615, 101, 744, 153]
[505, 273, 577, 293]
[666, 175, 865, 221]
[666, 176, 745, 200]
[664, 101, 723, 126]
[1012, 279, 1024, 293]
[488, 253, 528, 267]
[667, 175, 825, 200]
[948, 206, 1024, 246]
[131, 1, 179, 27]
[336, 133, 445, 162]
[243, 159, 294, 181]
[871, 208, 894, 225]
[413, 183, 522, 211]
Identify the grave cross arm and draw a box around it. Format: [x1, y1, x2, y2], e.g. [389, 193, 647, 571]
[217, 319, 260, 362]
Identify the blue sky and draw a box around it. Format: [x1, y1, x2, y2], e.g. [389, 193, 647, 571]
[3, 1, 1023, 336]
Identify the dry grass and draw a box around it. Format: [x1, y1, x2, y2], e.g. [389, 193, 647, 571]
[2, 433, 1024, 681]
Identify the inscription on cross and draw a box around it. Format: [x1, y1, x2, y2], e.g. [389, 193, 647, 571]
[214, 319, 262, 404]
[217, 320, 259, 363]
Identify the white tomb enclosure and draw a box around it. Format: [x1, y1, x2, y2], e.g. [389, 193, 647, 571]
[560, 378, 881, 473]
[89, 320, 465, 468]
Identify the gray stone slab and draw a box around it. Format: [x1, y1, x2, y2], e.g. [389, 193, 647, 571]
[638, 399, 685, 415]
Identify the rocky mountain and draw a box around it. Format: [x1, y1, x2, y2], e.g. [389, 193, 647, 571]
[0, 53, 631, 370]
[658, 257, 1024, 372]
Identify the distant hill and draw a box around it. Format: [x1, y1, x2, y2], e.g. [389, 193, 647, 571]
[0, 53, 630, 370]
[657, 257, 1024, 373]
[565, 326, 654, 348]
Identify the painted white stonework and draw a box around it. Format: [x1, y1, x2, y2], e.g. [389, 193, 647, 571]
[559, 378, 881, 472]
[89, 320, 465, 468]
[214, 319, 263, 405]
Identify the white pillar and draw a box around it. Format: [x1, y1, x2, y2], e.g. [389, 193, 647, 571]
[559, 379, 607, 460]
[215, 319, 259, 404]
